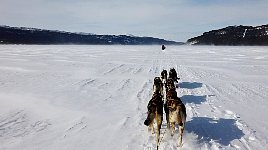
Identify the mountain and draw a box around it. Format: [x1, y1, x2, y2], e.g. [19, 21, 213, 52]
[187, 25, 268, 45]
[0, 25, 182, 45]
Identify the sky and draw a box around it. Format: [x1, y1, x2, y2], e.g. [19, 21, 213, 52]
[1, 0, 268, 42]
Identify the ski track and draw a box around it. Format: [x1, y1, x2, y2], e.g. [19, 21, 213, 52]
[0, 45, 268, 150]
[0, 110, 51, 139]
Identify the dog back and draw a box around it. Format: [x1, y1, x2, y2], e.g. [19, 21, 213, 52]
[144, 93, 163, 126]
[166, 78, 176, 91]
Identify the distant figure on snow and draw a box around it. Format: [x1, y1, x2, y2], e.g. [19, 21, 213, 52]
[162, 45, 166, 50]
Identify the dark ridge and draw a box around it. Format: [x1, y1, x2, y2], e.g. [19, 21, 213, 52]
[187, 24, 268, 45]
[0, 25, 183, 45]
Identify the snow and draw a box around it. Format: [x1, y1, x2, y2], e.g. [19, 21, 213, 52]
[243, 29, 247, 38]
[0, 45, 268, 150]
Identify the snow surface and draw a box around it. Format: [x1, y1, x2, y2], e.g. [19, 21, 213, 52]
[0, 45, 268, 150]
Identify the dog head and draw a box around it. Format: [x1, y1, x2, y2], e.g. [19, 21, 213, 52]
[154, 77, 163, 93]
[144, 109, 155, 126]
[166, 90, 177, 100]
[169, 68, 178, 79]
[167, 97, 183, 110]
[169, 68, 176, 74]
[161, 70, 167, 79]
[166, 78, 174, 85]
[154, 77, 162, 85]
[144, 119, 150, 126]
[166, 99, 177, 110]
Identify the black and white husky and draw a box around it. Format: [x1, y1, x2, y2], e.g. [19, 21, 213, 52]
[161, 70, 168, 86]
[153, 77, 164, 96]
[169, 68, 180, 83]
[160, 70, 168, 101]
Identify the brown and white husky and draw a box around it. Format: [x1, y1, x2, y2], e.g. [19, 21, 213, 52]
[166, 96, 186, 147]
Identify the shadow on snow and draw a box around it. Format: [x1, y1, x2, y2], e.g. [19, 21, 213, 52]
[186, 117, 244, 146]
[181, 95, 206, 104]
[178, 82, 203, 89]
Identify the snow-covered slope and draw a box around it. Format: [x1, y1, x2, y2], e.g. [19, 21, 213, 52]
[0, 45, 267, 150]
[187, 25, 268, 45]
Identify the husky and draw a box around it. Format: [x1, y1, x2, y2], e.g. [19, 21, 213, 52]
[164, 78, 176, 125]
[166, 89, 177, 101]
[160, 70, 168, 102]
[164, 88, 177, 129]
[169, 68, 180, 83]
[166, 96, 186, 147]
[160, 70, 168, 85]
[144, 92, 163, 148]
[153, 77, 163, 96]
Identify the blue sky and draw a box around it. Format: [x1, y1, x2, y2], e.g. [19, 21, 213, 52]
[1, 0, 268, 42]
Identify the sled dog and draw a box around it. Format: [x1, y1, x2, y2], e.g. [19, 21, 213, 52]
[164, 87, 177, 129]
[166, 96, 186, 147]
[144, 92, 163, 147]
[160, 70, 168, 101]
[169, 68, 180, 83]
[153, 77, 163, 96]
[160, 70, 168, 85]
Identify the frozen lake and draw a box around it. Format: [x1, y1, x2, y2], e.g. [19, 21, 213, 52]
[0, 45, 268, 150]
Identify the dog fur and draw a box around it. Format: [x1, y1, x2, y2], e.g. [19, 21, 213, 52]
[164, 75, 186, 147]
[160, 70, 168, 102]
[153, 77, 164, 96]
[144, 92, 163, 147]
[169, 68, 180, 83]
[166, 96, 186, 147]
[144, 69, 185, 147]
[161, 70, 168, 85]
[164, 83, 177, 129]
[166, 78, 176, 92]
[164, 78, 176, 130]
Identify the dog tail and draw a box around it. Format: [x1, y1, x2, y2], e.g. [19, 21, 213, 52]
[144, 112, 154, 126]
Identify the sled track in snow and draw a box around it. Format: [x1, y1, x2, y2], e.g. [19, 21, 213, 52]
[139, 48, 266, 150]
[1, 45, 268, 150]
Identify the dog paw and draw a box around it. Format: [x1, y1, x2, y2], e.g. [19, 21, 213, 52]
[177, 142, 183, 147]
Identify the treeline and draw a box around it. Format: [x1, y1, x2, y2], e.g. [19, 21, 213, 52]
[187, 25, 268, 45]
[0, 25, 182, 45]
